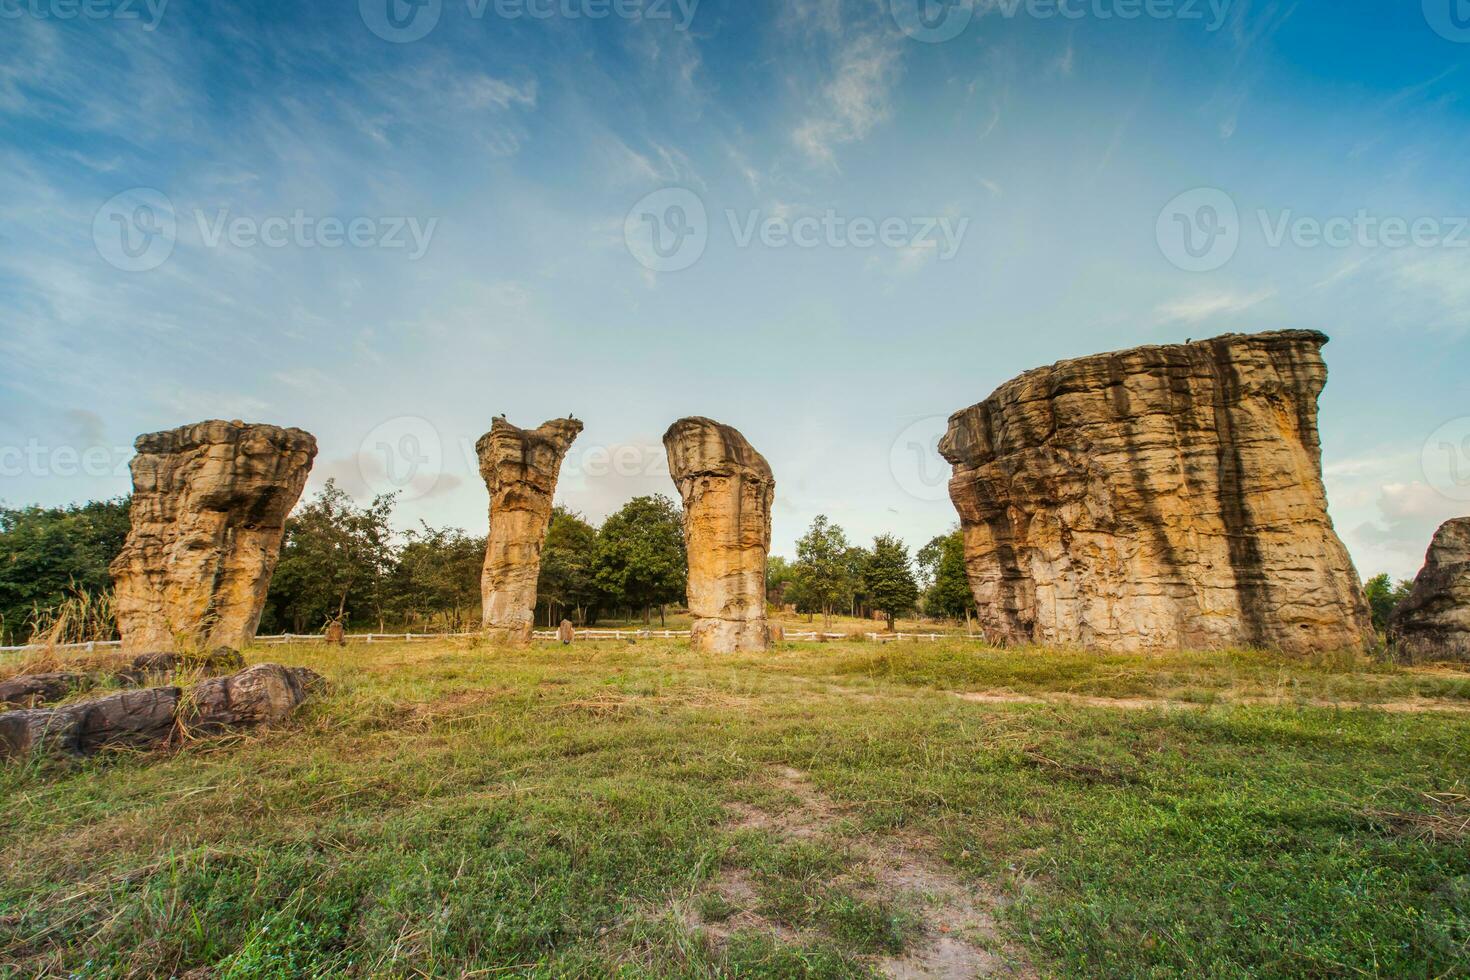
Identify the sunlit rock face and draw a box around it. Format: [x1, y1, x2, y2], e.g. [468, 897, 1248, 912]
[110, 421, 317, 654]
[664, 417, 774, 653]
[1390, 518, 1470, 661]
[477, 417, 583, 645]
[939, 330, 1371, 653]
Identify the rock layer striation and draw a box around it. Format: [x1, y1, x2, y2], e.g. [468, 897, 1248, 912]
[110, 421, 317, 654]
[664, 417, 775, 653]
[477, 418, 583, 644]
[1390, 517, 1470, 661]
[939, 330, 1371, 653]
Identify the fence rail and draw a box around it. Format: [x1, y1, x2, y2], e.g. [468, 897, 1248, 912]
[3, 628, 976, 657]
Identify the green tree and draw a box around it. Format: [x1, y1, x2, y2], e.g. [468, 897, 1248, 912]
[766, 555, 796, 609]
[593, 495, 686, 625]
[262, 481, 398, 633]
[538, 507, 599, 626]
[863, 534, 919, 631]
[1363, 572, 1413, 634]
[0, 499, 130, 644]
[791, 515, 854, 631]
[392, 523, 484, 631]
[925, 530, 975, 626]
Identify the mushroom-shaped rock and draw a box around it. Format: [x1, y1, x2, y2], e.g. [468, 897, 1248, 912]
[477, 417, 583, 644]
[110, 421, 317, 654]
[663, 417, 775, 653]
[939, 330, 1371, 653]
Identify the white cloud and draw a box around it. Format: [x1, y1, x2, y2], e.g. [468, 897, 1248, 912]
[1154, 289, 1276, 325]
[792, 32, 903, 171]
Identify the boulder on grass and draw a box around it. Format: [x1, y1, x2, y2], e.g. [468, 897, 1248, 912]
[0, 673, 86, 709]
[183, 664, 324, 733]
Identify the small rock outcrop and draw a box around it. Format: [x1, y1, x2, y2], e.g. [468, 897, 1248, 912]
[477, 417, 583, 644]
[663, 417, 775, 653]
[0, 649, 244, 709]
[1390, 517, 1470, 661]
[939, 330, 1371, 653]
[0, 673, 85, 709]
[0, 664, 323, 760]
[110, 421, 317, 655]
[558, 620, 576, 645]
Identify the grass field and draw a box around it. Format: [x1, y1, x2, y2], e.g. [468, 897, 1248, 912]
[2, 638, 1469, 978]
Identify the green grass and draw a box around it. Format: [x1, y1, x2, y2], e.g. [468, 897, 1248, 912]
[2, 638, 1468, 977]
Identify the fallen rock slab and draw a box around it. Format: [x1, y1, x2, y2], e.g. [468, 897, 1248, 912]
[0, 673, 87, 709]
[0, 664, 324, 761]
[183, 663, 323, 733]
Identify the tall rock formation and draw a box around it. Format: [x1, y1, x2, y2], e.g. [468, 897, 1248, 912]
[1389, 517, 1470, 660]
[939, 330, 1371, 653]
[663, 417, 775, 653]
[110, 421, 317, 654]
[477, 417, 582, 644]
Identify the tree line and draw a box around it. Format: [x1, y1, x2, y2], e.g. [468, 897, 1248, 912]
[5, 488, 1412, 645]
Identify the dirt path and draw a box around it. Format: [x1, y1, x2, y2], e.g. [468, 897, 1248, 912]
[696, 765, 1034, 978]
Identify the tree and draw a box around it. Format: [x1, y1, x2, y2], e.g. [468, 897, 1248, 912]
[925, 530, 975, 627]
[791, 515, 854, 631]
[1363, 572, 1413, 634]
[0, 499, 130, 644]
[262, 481, 397, 633]
[392, 523, 484, 631]
[538, 507, 599, 625]
[766, 555, 796, 608]
[863, 534, 919, 630]
[593, 495, 687, 625]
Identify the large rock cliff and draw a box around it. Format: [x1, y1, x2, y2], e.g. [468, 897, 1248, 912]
[1389, 517, 1470, 661]
[110, 421, 317, 654]
[664, 417, 775, 653]
[939, 330, 1371, 653]
[477, 417, 582, 644]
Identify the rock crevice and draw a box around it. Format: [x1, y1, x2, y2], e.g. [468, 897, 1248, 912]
[939, 330, 1371, 652]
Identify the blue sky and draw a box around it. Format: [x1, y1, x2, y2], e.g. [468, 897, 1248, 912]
[2, 0, 1468, 579]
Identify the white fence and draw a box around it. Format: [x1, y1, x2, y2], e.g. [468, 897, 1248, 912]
[3, 628, 972, 657]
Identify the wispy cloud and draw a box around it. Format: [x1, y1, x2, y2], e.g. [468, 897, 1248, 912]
[792, 30, 903, 171]
[1154, 289, 1276, 325]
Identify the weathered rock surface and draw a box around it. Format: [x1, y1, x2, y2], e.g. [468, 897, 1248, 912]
[477, 417, 583, 644]
[110, 421, 317, 655]
[0, 673, 85, 709]
[663, 417, 775, 653]
[183, 663, 324, 733]
[939, 330, 1371, 653]
[0, 649, 244, 709]
[558, 619, 576, 645]
[0, 664, 323, 760]
[1390, 517, 1470, 661]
